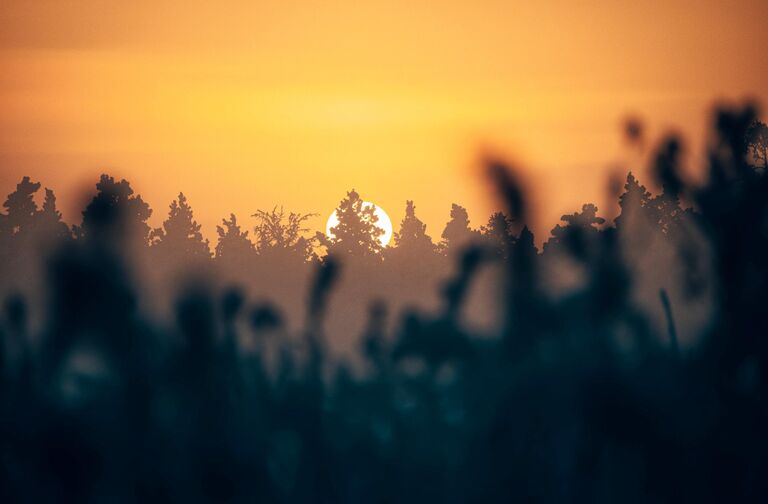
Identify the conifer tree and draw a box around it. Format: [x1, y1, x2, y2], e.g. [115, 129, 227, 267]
[481, 211, 514, 256]
[80, 174, 153, 246]
[614, 172, 653, 230]
[561, 203, 605, 229]
[392, 200, 434, 254]
[1, 176, 41, 237]
[151, 192, 210, 261]
[544, 203, 605, 256]
[0, 177, 42, 283]
[0, 180, 71, 292]
[440, 203, 479, 253]
[322, 190, 384, 258]
[37, 189, 72, 241]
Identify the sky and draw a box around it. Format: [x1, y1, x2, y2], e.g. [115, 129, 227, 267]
[1, 0, 767, 244]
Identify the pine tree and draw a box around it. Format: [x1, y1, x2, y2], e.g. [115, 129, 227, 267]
[322, 190, 384, 258]
[37, 188, 72, 241]
[614, 172, 652, 230]
[2, 176, 41, 237]
[80, 174, 153, 246]
[0, 177, 42, 286]
[392, 200, 434, 253]
[481, 211, 514, 256]
[562, 203, 605, 229]
[613, 171, 683, 239]
[151, 192, 210, 261]
[544, 203, 605, 256]
[0, 180, 71, 292]
[440, 203, 479, 253]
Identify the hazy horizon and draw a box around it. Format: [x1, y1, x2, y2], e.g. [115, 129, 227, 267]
[2, 0, 767, 243]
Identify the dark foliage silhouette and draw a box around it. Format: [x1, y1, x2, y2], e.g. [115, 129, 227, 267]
[440, 203, 480, 253]
[151, 192, 211, 262]
[320, 190, 384, 259]
[391, 200, 435, 256]
[1, 104, 768, 502]
[216, 213, 255, 261]
[78, 174, 152, 247]
[253, 206, 317, 262]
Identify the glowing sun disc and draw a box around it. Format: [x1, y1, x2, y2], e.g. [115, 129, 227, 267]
[326, 201, 393, 247]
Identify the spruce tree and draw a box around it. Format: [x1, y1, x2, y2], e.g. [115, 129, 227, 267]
[393, 200, 434, 253]
[151, 192, 210, 261]
[38, 189, 72, 241]
[440, 203, 478, 253]
[614, 172, 652, 230]
[481, 211, 514, 256]
[2, 176, 41, 237]
[80, 174, 153, 246]
[323, 190, 384, 258]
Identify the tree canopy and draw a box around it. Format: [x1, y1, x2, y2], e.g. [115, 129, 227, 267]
[321, 190, 384, 258]
[151, 192, 211, 261]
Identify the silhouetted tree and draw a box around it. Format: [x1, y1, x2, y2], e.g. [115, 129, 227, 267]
[0, 176, 40, 238]
[391, 200, 435, 255]
[481, 211, 514, 257]
[544, 203, 605, 259]
[215, 213, 256, 284]
[0, 180, 71, 295]
[440, 203, 479, 254]
[614, 172, 652, 229]
[385, 200, 442, 297]
[0, 177, 43, 291]
[151, 192, 211, 262]
[215, 213, 255, 261]
[37, 189, 72, 241]
[79, 174, 153, 246]
[320, 190, 383, 258]
[562, 203, 605, 230]
[253, 206, 317, 262]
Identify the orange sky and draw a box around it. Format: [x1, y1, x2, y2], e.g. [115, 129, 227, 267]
[1, 0, 767, 243]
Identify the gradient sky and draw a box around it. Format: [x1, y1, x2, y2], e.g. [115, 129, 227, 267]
[1, 0, 767, 243]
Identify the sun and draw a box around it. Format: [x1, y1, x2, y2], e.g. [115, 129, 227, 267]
[326, 201, 393, 247]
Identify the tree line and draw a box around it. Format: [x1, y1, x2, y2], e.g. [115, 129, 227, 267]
[0, 110, 766, 502]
